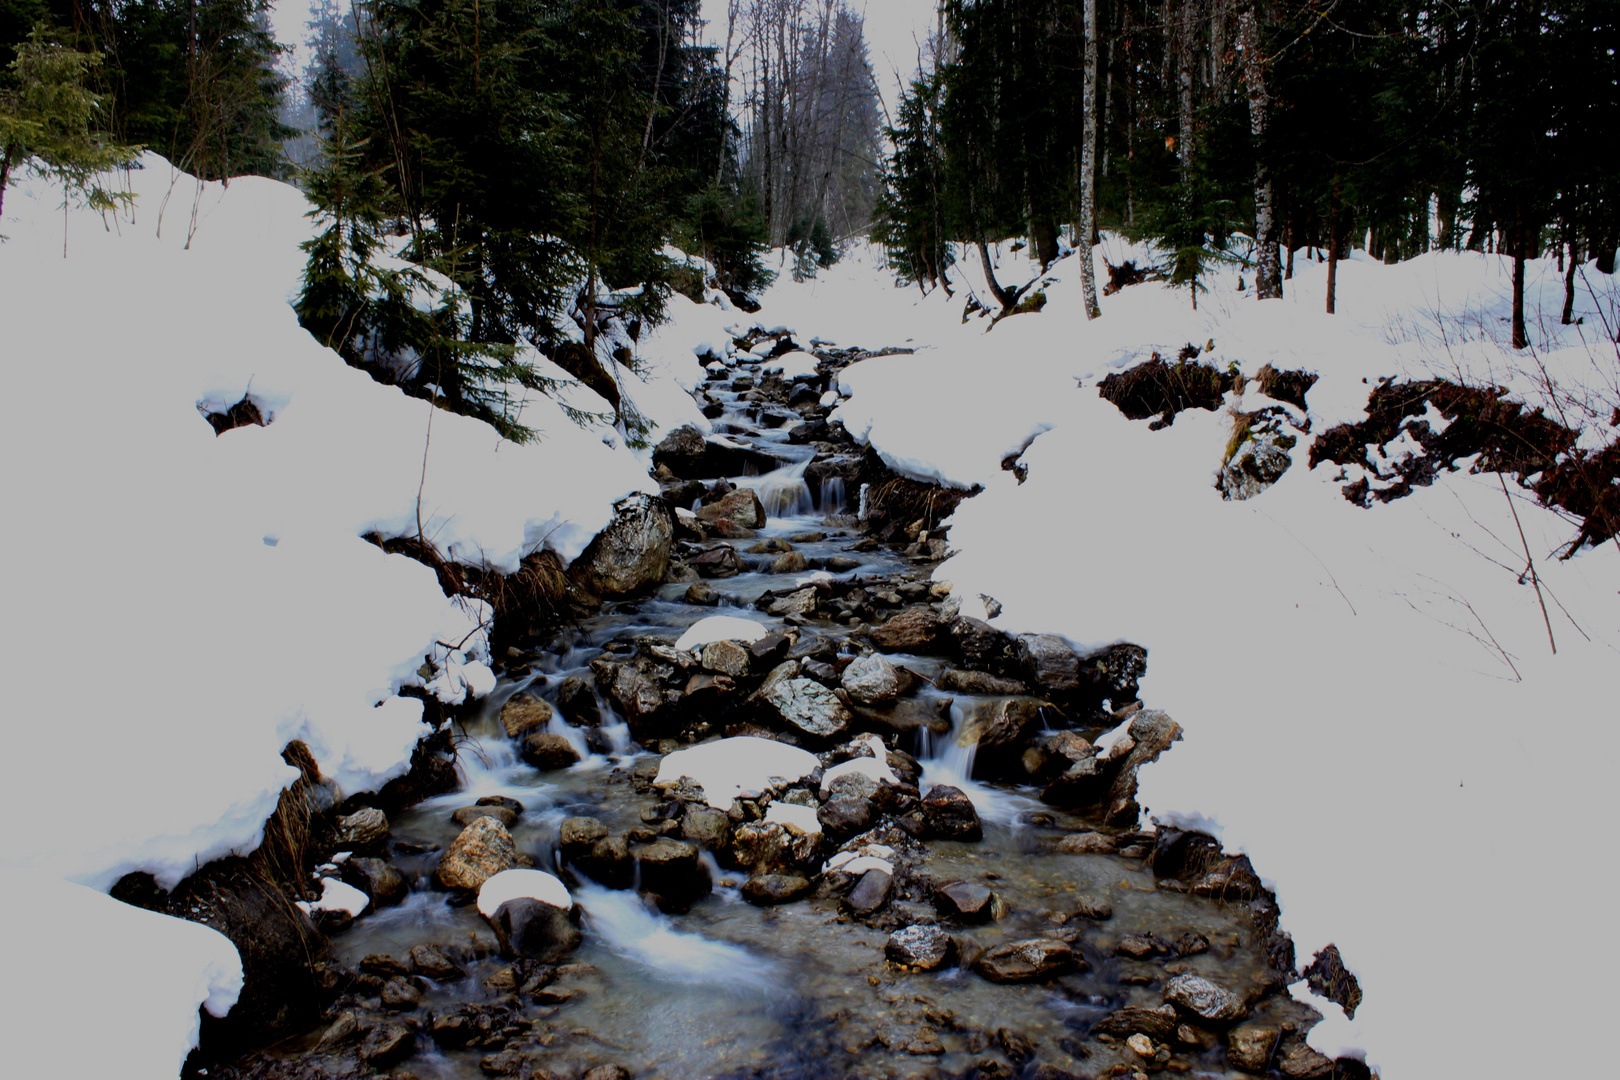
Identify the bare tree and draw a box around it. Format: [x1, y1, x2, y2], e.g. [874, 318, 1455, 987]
[1079, 0, 1101, 318]
[1240, 4, 1280, 299]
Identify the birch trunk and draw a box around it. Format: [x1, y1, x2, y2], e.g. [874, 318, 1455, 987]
[1240, 6, 1280, 299]
[1079, 0, 1101, 319]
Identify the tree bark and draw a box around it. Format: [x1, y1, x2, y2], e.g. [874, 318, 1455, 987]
[1562, 239, 1578, 325]
[1079, 0, 1101, 318]
[1177, 0, 1197, 171]
[1240, 6, 1280, 299]
[977, 239, 1014, 312]
[1511, 209, 1528, 349]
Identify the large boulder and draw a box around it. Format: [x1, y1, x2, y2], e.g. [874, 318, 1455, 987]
[731, 821, 820, 875]
[1018, 634, 1082, 694]
[499, 695, 554, 739]
[569, 492, 674, 597]
[478, 870, 581, 962]
[520, 732, 581, 771]
[758, 676, 851, 740]
[437, 817, 519, 891]
[697, 487, 767, 529]
[654, 425, 784, 479]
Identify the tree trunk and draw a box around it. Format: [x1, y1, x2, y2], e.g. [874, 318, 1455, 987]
[1079, 0, 1101, 319]
[1511, 211, 1528, 349]
[1177, 0, 1196, 171]
[1239, 6, 1279, 299]
[1562, 239, 1578, 325]
[1326, 175, 1341, 315]
[977, 239, 1014, 312]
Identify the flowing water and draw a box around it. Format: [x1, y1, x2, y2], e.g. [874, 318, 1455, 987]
[232, 346, 1319, 1080]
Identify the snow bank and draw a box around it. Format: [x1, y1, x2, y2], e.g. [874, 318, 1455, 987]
[653, 737, 820, 810]
[674, 615, 770, 651]
[764, 802, 821, 834]
[754, 236, 1620, 1077]
[0, 157, 710, 1075]
[478, 868, 573, 916]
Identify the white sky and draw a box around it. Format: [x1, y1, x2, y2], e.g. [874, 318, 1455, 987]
[269, 0, 940, 119]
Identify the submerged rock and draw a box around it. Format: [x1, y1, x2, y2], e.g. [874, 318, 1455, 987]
[975, 938, 1080, 983]
[521, 732, 582, 771]
[886, 924, 956, 970]
[1162, 973, 1247, 1022]
[1227, 1024, 1280, 1072]
[742, 873, 813, 906]
[634, 838, 711, 912]
[935, 880, 996, 922]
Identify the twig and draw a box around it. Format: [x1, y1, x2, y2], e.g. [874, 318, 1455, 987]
[416, 387, 438, 543]
[1498, 473, 1555, 655]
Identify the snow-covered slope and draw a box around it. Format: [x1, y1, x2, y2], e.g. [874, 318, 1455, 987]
[0, 158, 699, 1078]
[756, 239, 1620, 1077]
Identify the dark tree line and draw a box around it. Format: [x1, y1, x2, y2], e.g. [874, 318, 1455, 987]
[876, 0, 1620, 341]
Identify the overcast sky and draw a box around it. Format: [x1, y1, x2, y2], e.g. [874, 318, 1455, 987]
[269, 0, 940, 119]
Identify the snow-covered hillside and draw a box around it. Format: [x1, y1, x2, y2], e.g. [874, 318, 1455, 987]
[753, 238, 1620, 1077]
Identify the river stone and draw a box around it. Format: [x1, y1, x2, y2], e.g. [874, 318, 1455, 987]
[489, 897, 583, 962]
[358, 1021, 414, 1067]
[935, 880, 996, 922]
[691, 544, 745, 578]
[380, 976, 423, 1010]
[1227, 1025, 1280, 1072]
[731, 820, 819, 874]
[1163, 973, 1247, 1022]
[844, 868, 892, 915]
[886, 925, 956, 970]
[408, 944, 464, 980]
[437, 817, 519, 891]
[685, 581, 720, 606]
[453, 805, 518, 828]
[557, 676, 601, 726]
[973, 697, 1048, 752]
[579, 835, 633, 889]
[499, 694, 555, 739]
[1018, 634, 1082, 693]
[950, 617, 1021, 674]
[935, 667, 1028, 695]
[750, 632, 791, 664]
[1105, 710, 1184, 825]
[559, 816, 609, 854]
[570, 492, 674, 596]
[478, 795, 524, 814]
[1092, 1005, 1180, 1042]
[680, 805, 732, 848]
[1073, 895, 1113, 920]
[582, 1067, 632, 1080]
[975, 938, 1080, 983]
[652, 424, 709, 475]
[1041, 756, 1108, 808]
[590, 658, 669, 729]
[521, 732, 581, 771]
[768, 586, 819, 616]
[818, 796, 875, 837]
[770, 551, 810, 574]
[742, 873, 813, 905]
[1055, 831, 1116, 854]
[337, 807, 389, 848]
[841, 653, 902, 706]
[340, 857, 407, 908]
[921, 785, 983, 841]
[869, 609, 942, 651]
[635, 838, 711, 911]
[1277, 1042, 1335, 1078]
[750, 537, 793, 554]
[759, 677, 851, 740]
[697, 487, 767, 528]
[1192, 855, 1265, 901]
[701, 639, 751, 677]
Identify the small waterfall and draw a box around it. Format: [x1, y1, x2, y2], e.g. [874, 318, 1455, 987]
[751, 460, 815, 519]
[917, 700, 1027, 826]
[818, 475, 846, 515]
[572, 881, 777, 988]
[547, 712, 594, 762]
[857, 482, 871, 522]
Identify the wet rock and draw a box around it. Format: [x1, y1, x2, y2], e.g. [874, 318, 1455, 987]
[454, 805, 519, 828]
[590, 657, 673, 731]
[886, 924, 956, 970]
[1227, 1025, 1281, 1072]
[570, 492, 674, 596]
[691, 544, 746, 578]
[869, 609, 943, 651]
[499, 695, 555, 739]
[767, 586, 819, 616]
[409, 944, 464, 980]
[1040, 756, 1108, 808]
[700, 639, 751, 677]
[1163, 973, 1247, 1023]
[634, 838, 711, 911]
[1073, 895, 1113, 920]
[683, 672, 735, 703]
[749, 632, 791, 665]
[361, 953, 411, 979]
[844, 868, 892, 915]
[557, 676, 601, 726]
[1018, 634, 1082, 694]
[341, 857, 408, 908]
[770, 551, 810, 574]
[1151, 828, 1225, 880]
[381, 976, 424, 1010]
[359, 1021, 414, 1067]
[1277, 1042, 1335, 1078]
[680, 805, 731, 849]
[651, 424, 709, 475]
[1092, 1005, 1180, 1042]
[935, 668, 1028, 695]
[935, 880, 996, 922]
[818, 796, 875, 838]
[1105, 710, 1183, 825]
[560, 816, 609, 854]
[685, 581, 720, 606]
[1117, 934, 1172, 959]
[521, 732, 582, 771]
[759, 677, 851, 740]
[825, 556, 862, 572]
[489, 898, 583, 962]
[578, 836, 633, 889]
[1303, 943, 1363, 1018]
[438, 817, 519, 891]
[731, 820, 819, 874]
[841, 653, 902, 706]
[949, 618, 1021, 675]
[337, 807, 390, 848]
[920, 785, 982, 841]
[697, 488, 767, 529]
[1080, 642, 1149, 702]
[1054, 831, 1116, 854]
[975, 938, 1080, 983]
[742, 873, 813, 905]
[582, 1067, 632, 1080]
[1191, 854, 1265, 902]
[478, 795, 524, 814]
[855, 696, 953, 738]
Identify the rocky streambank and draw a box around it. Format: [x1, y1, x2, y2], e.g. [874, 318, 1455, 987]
[161, 328, 1367, 1080]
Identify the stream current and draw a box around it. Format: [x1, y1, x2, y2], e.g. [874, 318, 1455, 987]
[227, 341, 1328, 1080]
